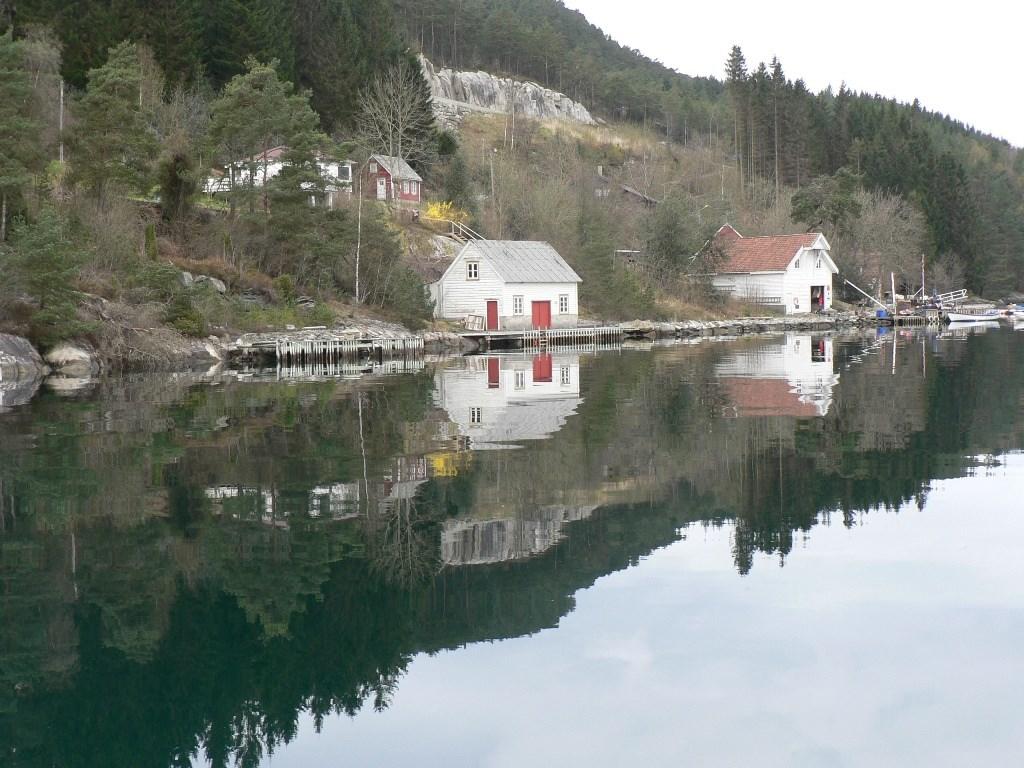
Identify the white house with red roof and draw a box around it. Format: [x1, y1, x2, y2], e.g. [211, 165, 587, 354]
[710, 224, 838, 314]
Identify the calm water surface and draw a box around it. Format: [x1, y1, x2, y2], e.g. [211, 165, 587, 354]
[1, 327, 1023, 767]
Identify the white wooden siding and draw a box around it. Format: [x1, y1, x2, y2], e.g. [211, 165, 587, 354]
[713, 272, 786, 307]
[783, 248, 835, 313]
[432, 252, 579, 328]
[500, 282, 578, 329]
[431, 248, 506, 320]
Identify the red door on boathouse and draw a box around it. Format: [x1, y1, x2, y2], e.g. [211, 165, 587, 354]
[486, 300, 499, 330]
[487, 357, 500, 388]
[533, 353, 553, 382]
[531, 301, 551, 330]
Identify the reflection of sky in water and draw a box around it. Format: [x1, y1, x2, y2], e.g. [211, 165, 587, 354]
[264, 454, 1024, 767]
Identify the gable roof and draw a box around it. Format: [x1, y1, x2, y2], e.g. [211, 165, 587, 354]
[441, 241, 582, 284]
[369, 154, 423, 182]
[620, 184, 660, 206]
[714, 223, 742, 243]
[713, 225, 833, 273]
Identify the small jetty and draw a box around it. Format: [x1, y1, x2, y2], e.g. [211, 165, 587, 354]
[234, 326, 425, 369]
[460, 325, 627, 351]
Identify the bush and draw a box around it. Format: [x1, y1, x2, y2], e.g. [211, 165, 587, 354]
[129, 261, 182, 301]
[164, 293, 207, 337]
[386, 265, 434, 330]
[273, 274, 297, 303]
[424, 200, 470, 225]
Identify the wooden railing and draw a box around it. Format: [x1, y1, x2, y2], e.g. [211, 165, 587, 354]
[420, 216, 485, 243]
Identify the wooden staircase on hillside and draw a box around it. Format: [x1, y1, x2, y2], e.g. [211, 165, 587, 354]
[421, 216, 485, 245]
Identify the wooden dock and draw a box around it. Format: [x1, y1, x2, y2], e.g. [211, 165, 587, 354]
[894, 308, 942, 327]
[461, 325, 625, 351]
[235, 328, 425, 369]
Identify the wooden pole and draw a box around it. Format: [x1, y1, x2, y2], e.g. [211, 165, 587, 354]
[59, 78, 65, 164]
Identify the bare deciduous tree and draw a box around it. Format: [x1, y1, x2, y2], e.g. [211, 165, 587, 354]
[353, 59, 435, 301]
[356, 59, 434, 170]
[837, 189, 927, 296]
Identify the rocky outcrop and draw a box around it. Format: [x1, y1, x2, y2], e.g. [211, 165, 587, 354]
[193, 274, 227, 294]
[0, 334, 48, 410]
[45, 343, 102, 378]
[420, 56, 595, 130]
[0, 334, 47, 379]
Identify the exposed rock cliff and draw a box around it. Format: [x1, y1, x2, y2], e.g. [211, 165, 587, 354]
[420, 56, 595, 129]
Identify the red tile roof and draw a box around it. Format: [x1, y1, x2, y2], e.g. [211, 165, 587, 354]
[713, 225, 822, 273]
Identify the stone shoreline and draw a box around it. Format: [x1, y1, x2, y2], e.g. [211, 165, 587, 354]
[0, 312, 877, 409]
[620, 311, 875, 339]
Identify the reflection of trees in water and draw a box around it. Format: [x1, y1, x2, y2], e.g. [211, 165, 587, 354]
[367, 496, 441, 587]
[1, 332, 1023, 764]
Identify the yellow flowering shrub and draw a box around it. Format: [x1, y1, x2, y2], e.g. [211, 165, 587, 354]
[424, 200, 470, 225]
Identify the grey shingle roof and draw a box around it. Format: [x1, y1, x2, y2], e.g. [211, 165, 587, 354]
[465, 241, 582, 283]
[370, 154, 422, 182]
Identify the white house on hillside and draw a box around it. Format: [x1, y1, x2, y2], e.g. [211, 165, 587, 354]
[430, 240, 581, 330]
[710, 224, 838, 314]
[204, 145, 355, 208]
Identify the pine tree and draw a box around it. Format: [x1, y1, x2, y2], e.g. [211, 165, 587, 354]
[770, 57, 785, 202]
[7, 207, 91, 347]
[0, 32, 43, 242]
[70, 41, 157, 203]
[725, 46, 748, 194]
[209, 57, 325, 216]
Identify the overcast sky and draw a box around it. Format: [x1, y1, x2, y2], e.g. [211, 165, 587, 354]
[562, 0, 1022, 147]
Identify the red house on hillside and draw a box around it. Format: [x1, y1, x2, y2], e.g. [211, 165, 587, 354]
[364, 154, 423, 203]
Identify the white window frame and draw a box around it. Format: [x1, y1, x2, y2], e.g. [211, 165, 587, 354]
[794, 257, 801, 269]
[513, 295, 524, 315]
[560, 366, 571, 386]
[369, 161, 377, 174]
[514, 370, 526, 390]
[558, 294, 570, 314]
[470, 406, 482, 425]
[467, 261, 479, 280]
[816, 257, 823, 269]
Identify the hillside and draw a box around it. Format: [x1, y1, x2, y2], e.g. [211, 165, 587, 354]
[1, 0, 1022, 362]
[393, 0, 1023, 295]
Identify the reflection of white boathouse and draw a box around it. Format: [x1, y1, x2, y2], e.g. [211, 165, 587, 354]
[715, 334, 839, 417]
[434, 354, 583, 449]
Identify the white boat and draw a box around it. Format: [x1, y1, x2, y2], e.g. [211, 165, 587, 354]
[945, 310, 1002, 323]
